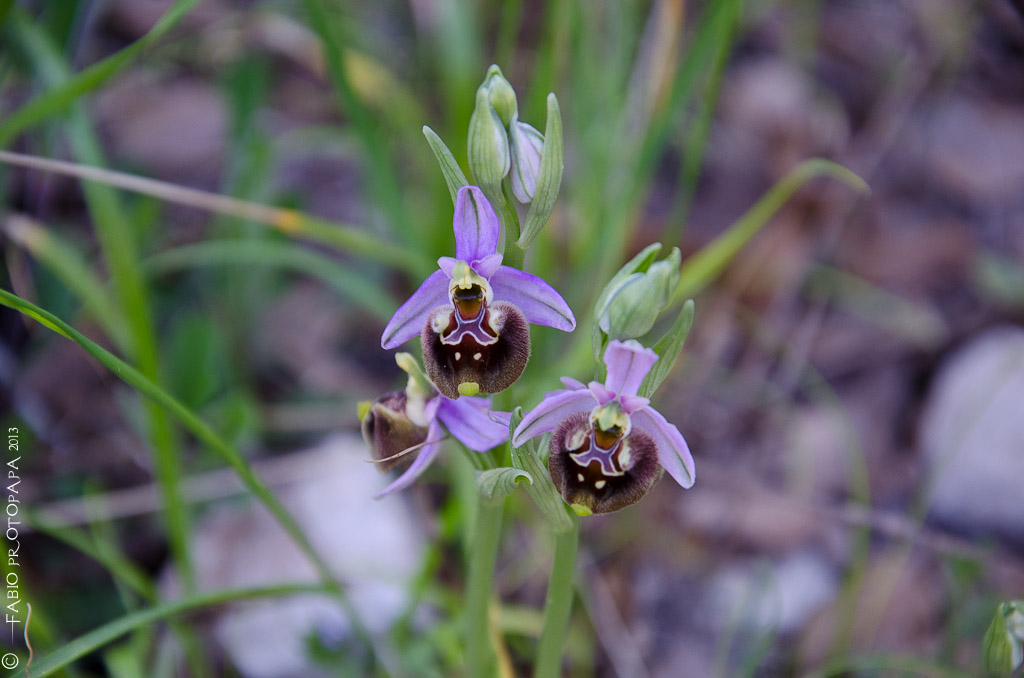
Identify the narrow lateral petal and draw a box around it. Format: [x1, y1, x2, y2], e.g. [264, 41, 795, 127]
[619, 394, 650, 414]
[490, 265, 576, 331]
[587, 381, 617, 405]
[603, 339, 658, 397]
[471, 253, 504, 279]
[381, 270, 450, 349]
[374, 419, 445, 497]
[560, 376, 588, 391]
[454, 186, 500, 262]
[437, 256, 458, 278]
[437, 396, 509, 452]
[630, 407, 695, 488]
[512, 389, 595, 447]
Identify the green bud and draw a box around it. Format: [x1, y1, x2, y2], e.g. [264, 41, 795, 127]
[984, 601, 1024, 676]
[597, 247, 682, 340]
[482, 64, 518, 126]
[468, 87, 510, 189]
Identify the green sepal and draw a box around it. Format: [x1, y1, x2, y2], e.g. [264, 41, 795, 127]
[638, 299, 695, 399]
[592, 243, 664, 363]
[598, 247, 681, 341]
[509, 407, 575, 532]
[476, 467, 533, 502]
[984, 600, 1024, 677]
[516, 93, 564, 250]
[422, 125, 468, 206]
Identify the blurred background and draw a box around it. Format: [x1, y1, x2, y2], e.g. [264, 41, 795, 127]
[2, 0, 1024, 676]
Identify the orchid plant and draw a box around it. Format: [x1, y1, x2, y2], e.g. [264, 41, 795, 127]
[361, 65, 698, 678]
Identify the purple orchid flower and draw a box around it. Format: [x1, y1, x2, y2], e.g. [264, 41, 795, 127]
[512, 339, 695, 514]
[362, 355, 509, 498]
[380, 185, 575, 399]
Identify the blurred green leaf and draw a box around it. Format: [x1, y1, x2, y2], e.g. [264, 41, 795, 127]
[639, 299, 694, 399]
[423, 125, 469, 206]
[476, 467, 533, 502]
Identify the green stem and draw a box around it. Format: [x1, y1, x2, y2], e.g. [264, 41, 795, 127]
[534, 518, 580, 678]
[465, 497, 504, 678]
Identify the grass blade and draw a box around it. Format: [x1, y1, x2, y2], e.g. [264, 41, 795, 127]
[674, 159, 869, 300]
[25, 584, 325, 678]
[0, 0, 200, 147]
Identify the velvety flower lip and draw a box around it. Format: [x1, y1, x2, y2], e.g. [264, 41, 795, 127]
[376, 391, 509, 498]
[380, 185, 576, 350]
[512, 339, 695, 489]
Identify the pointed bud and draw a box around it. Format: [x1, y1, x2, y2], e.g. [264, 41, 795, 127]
[509, 118, 545, 203]
[597, 247, 682, 340]
[984, 601, 1024, 676]
[468, 88, 511, 190]
[482, 64, 518, 127]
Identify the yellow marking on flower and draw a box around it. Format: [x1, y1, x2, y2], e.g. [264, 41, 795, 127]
[595, 480, 606, 489]
[458, 382, 480, 396]
[356, 400, 372, 422]
[450, 260, 493, 303]
[571, 503, 593, 517]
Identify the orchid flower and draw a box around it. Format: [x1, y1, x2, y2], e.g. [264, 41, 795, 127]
[512, 339, 695, 514]
[380, 185, 575, 398]
[361, 354, 510, 498]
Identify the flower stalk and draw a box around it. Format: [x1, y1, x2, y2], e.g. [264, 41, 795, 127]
[535, 517, 579, 678]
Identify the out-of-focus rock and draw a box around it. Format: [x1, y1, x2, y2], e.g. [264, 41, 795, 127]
[700, 551, 838, 635]
[166, 435, 424, 678]
[920, 326, 1024, 543]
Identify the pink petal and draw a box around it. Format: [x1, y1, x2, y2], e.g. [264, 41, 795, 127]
[374, 419, 445, 497]
[454, 186, 500, 262]
[512, 389, 595, 447]
[631, 408, 695, 488]
[381, 270, 450, 349]
[560, 376, 588, 391]
[587, 381, 617, 405]
[490, 265, 576, 331]
[603, 339, 658, 397]
[472, 253, 504, 279]
[620, 394, 650, 414]
[437, 396, 509, 452]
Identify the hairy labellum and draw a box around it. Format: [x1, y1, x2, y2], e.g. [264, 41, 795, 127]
[548, 412, 663, 514]
[360, 391, 428, 472]
[423, 300, 530, 399]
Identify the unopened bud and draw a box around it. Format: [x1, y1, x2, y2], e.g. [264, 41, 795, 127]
[598, 247, 682, 340]
[509, 118, 544, 203]
[481, 65, 517, 127]
[468, 87, 510, 189]
[984, 601, 1024, 676]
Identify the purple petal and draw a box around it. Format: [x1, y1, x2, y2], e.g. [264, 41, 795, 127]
[381, 270, 450, 349]
[490, 266, 576, 331]
[630, 407, 695, 489]
[375, 419, 445, 497]
[436, 396, 509, 452]
[509, 120, 544, 203]
[454, 186, 500, 262]
[620, 395, 650, 414]
[587, 381, 616, 405]
[438, 257, 458, 278]
[512, 389, 596, 447]
[560, 376, 588, 390]
[471, 253, 504, 279]
[489, 410, 513, 428]
[603, 339, 658, 397]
